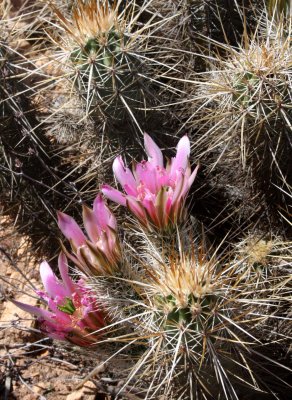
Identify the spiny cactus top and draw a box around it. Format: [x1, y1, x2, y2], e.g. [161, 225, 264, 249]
[52, 0, 145, 117]
[54, 0, 122, 73]
[102, 134, 199, 229]
[53, 0, 119, 46]
[12, 252, 107, 347]
[58, 194, 121, 276]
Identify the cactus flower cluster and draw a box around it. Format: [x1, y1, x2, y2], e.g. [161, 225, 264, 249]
[13, 253, 106, 347]
[58, 194, 121, 276]
[14, 134, 198, 347]
[102, 134, 198, 229]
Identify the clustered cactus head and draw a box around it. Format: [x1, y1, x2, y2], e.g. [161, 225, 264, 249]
[13, 252, 107, 347]
[102, 134, 199, 230]
[189, 12, 291, 140]
[51, 0, 148, 118]
[234, 234, 291, 285]
[152, 248, 216, 309]
[237, 235, 274, 266]
[229, 38, 291, 118]
[58, 194, 121, 276]
[204, 31, 291, 134]
[140, 241, 219, 337]
[124, 229, 289, 398]
[188, 16, 292, 225]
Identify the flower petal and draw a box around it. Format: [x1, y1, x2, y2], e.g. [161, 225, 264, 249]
[83, 205, 100, 243]
[170, 136, 190, 179]
[155, 187, 170, 227]
[93, 194, 117, 231]
[144, 133, 163, 167]
[57, 211, 86, 247]
[126, 197, 147, 224]
[143, 198, 160, 227]
[188, 164, 199, 188]
[101, 184, 127, 206]
[11, 299, 55, 321]
[179, 163, 199, 199]
[135, 161, 157, 193]
[113, 156, 137, 196]
[171, 170, 185, 205]
[58, 252, 76, 295]
[40, 261, 68, 299]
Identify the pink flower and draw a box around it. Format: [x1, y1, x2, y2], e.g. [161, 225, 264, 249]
[102, 134, 198, 229]
[12, 253, 106, 347]
[58, 194, 121, 276]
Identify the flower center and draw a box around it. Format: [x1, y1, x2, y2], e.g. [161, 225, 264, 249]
[57, 297, 76, 315]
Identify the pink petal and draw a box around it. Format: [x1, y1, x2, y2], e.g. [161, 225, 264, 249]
[154, 187, 170, 227]
[144, 133, 163, 167]
[156, 167, 170, 189]
[171, 170, 185, 205]
[101, 184, 127, 206]
[113, 156, 137, 196]
[165, 196, 173, 225]
[40, 261, 68, 299]
[60, 242, 89, 276]
[57, 211, 86, 247]
[41, 324, 67, 340]
[105, 227, 120, 260]
[170, 136, 190, 179]
[123, 183, 138, 197]
[83, 205, 100, 242]
[85, 308, 106, 329]
[11, 299, 55, 322]
[93, 194, 116, 230]
[135, 161, 157, 193]
[40, 320, 69, 338]
[58, 252, 76, 295]
[188, 164, 199, 187]
[126, 197, 147, 224]
[96, 231, 110, 259]
[180, 164, 199, 199]
[46, 298, 72, 324]
[142, 198, 160, 227]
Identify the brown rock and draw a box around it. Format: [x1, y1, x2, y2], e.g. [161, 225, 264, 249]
[66, 381, 97, 400]
[33, 381, 50, 394]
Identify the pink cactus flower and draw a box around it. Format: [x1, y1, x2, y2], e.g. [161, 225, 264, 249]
[58, 194, 121, 276]
[12, 253, 106, 347]
[102, 134, 198, 229]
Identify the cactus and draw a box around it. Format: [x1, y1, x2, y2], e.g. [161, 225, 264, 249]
[187, 15, 292, 232]
[38, 0, 195, 141]
[3, 2, 292, 399]
[121, 230, 288, 399]
[14, 132, 291, 398]
[49, 0, 172, 122]
[0, 11, 96, 255]
[234, 233, 292, 282]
